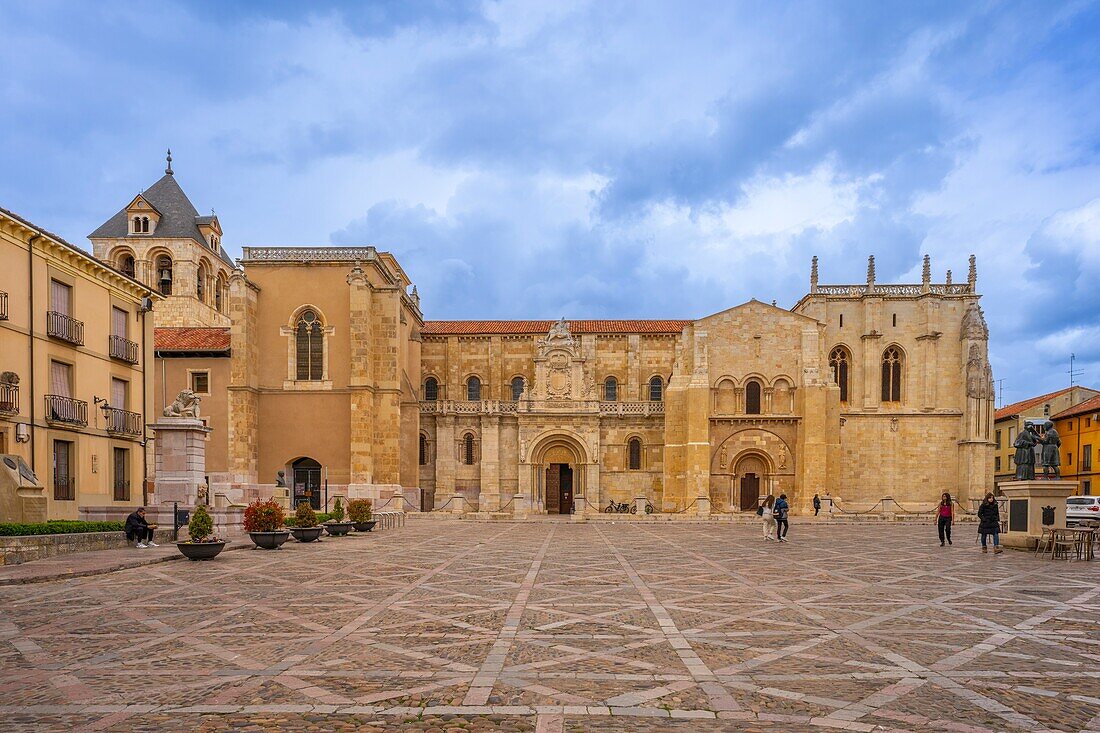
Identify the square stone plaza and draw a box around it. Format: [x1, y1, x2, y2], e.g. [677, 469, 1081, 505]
[1, 520, 1098, 733]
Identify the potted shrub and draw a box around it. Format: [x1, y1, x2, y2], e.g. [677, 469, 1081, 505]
[288, 502, 324, 543]
[323, 497, 354, 537]
[175, 505, 228, 560]
[243, 499, 290, 549]
[349, 498, 376, 532]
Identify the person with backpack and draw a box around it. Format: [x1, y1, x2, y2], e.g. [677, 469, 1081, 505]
[936, 492, 954, 547]
[774, 493, 790, 542]
[760, 495, 776, 540]
[977, 492, 1003, 554]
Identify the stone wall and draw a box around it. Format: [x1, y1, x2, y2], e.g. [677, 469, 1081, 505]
[0, 528, 176, 566]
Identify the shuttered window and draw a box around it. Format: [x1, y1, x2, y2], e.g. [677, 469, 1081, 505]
[112, 306, 128, 338]
[50, 280, 72, 315]
[111, 378, 127, 409]
[50, 361, 72, 397]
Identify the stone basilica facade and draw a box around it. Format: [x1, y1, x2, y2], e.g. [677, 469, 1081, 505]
[89, 163, 995, 515]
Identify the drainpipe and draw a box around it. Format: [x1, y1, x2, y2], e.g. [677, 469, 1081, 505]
[27, 233, 40, 474]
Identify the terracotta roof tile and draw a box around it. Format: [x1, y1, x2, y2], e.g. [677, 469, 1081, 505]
[422, 319, 692, 336]
[154, 327, 230, 352]
[994, 387, 1093, 421]
[1052, 394, 1100, 421]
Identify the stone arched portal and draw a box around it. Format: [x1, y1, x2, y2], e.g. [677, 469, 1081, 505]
[526, 432, 590, 515]
[709, 427, 794, 512]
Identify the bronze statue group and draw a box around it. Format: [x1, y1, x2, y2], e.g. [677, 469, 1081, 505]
[1013, 420, 1061, 480]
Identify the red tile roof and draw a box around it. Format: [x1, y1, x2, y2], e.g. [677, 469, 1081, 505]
[422, 320, 693, 336]
[994, 387, 1092, 421]
[1052, 394, 1100, 421]
[154, 327, 230, 352]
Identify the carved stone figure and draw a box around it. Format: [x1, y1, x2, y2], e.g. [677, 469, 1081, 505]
[163, 389, 201, 418]
[1038, 420, 1061, 478]
[276, 470, 287, 487]
[719, 445, 728, 469]
[960, 301, 989, 341]
[549, 317, 570, 340]
[965, 345, 983, 398]
[1013, 424, 1037, 481]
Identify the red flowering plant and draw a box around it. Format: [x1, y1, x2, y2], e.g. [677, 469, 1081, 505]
[243, 499, 286, 533]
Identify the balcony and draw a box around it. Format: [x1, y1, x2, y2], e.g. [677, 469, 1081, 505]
[47, 311, 84, 345]
[104, 407, 143, 436]
[109, 335, 140, 364]
[53, 476, 75, 501]
[44, 395, 88, 427]
[599, 401, 665, 417]
[0, 290, 7, 320]
[0, 383, 17, 414]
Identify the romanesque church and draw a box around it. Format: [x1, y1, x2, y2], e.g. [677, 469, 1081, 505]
[90, 162, 996, 515]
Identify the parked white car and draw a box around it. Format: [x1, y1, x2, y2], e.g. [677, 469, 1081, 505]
[1066, 496, 1100, 525]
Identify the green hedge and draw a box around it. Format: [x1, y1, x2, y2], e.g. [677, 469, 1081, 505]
[0, 520, 126, 537]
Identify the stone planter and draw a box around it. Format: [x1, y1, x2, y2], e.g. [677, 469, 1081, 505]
[176, 540, 228, 561]
[248, 530, 290, 550]
[324, 521, 354, 537]
[353, 520, 377, 532]
[289, 526, 324, 543]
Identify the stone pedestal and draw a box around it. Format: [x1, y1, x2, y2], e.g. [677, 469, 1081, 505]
[696, 495, 711, 517]
[451, 495, 468, 515]
[573, 492, 591, 515]
[512, 493, 530, 518]
[998, 480, 1076, 549]
[152, 418, 211, 506]
[634, 496, 648, 515]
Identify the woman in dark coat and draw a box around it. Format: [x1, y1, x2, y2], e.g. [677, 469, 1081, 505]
[977, 492, 1002, 554]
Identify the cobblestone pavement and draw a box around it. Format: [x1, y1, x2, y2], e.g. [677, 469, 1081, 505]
[1, 520, 1098, 732]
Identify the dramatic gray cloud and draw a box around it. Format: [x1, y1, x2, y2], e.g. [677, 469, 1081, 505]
[1, 0, 1098, 400]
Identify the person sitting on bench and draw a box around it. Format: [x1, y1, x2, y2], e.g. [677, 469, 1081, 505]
[125, 507, 158, 548]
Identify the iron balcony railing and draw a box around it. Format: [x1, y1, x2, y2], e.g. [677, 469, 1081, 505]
[104, 407, 142, 436]
[47, 311, 84, 345]
[109, 335, 140, 364]
[0, 383, 17, 414]
[113, 480, 131, 502]
[0, 290, 7, 320]
[54, 476, 75, 501]
[44, 395, 88, 427]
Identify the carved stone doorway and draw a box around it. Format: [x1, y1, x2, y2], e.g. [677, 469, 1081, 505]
[740, 473, 760, 511]
[735, 453, 767, 512]
[545, 463, 574, 514]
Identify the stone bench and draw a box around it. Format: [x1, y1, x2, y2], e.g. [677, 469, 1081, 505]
[0, 528, 176, 566]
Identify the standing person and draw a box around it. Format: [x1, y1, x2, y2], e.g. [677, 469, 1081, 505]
[761, 495, 776, 540]
[125, 507, 158, 548]
[813, 493, 821, 516]
[936, 493, 953, 547]
[977, 492, 1003, 554]
[775, 493, 790, 541]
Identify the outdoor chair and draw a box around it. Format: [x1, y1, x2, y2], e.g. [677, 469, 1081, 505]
[1049, 529, 1076, 561]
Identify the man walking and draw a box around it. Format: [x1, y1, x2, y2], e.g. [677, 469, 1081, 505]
[813, 493, 821, 516]
[774, 493, 790, 542]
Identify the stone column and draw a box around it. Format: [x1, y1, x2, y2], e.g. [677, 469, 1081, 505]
[152, 417, 212, 505]
[435, 414, 456, 512]
[478, 414, 500, 512]
[347, 263, 375, 486]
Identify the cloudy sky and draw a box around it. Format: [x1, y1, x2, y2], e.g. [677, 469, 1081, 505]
[2, 1, 1098, 403]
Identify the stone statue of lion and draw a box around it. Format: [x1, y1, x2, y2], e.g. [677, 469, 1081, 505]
[163, 389, 201, 418]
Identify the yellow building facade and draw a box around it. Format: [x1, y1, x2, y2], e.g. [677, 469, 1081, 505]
[1053, 395, 1100, 496]
[0, 207, 157, 521]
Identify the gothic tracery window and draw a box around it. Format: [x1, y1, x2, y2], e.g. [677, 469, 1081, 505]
[829, 346, 850, 403]
[881, 346, 902, 402]
[295, 309, 324, 381]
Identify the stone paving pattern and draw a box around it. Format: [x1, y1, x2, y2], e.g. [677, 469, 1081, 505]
[1, 520, 1098, 732]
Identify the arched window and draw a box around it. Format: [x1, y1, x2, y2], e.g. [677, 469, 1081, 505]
[649, 376, 663, 402]
[132, 216, 140, 233]
[881, 346, 903, 402]
[215, 274, 226, 312]
[466, 376, 481, 401]
[511, 376, 525, 402]
[295, 309, 324, 381]
[424, 377, 439, 401]
[829, 347, 850, 403]
[118, 253, 135, 278]
[604, 376, 618, 401]
[463, 433, 476, 465]
[155, 255, 173, 295]
[196, 263, 206, 302]
[628, 438, 642, 470]
[745, 380, 762, 414]
[419, 434, 429, 465]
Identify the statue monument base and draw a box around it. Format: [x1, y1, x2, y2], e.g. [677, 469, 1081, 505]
[997, 480, 1076, 549]
[151, 417, 211, 506]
